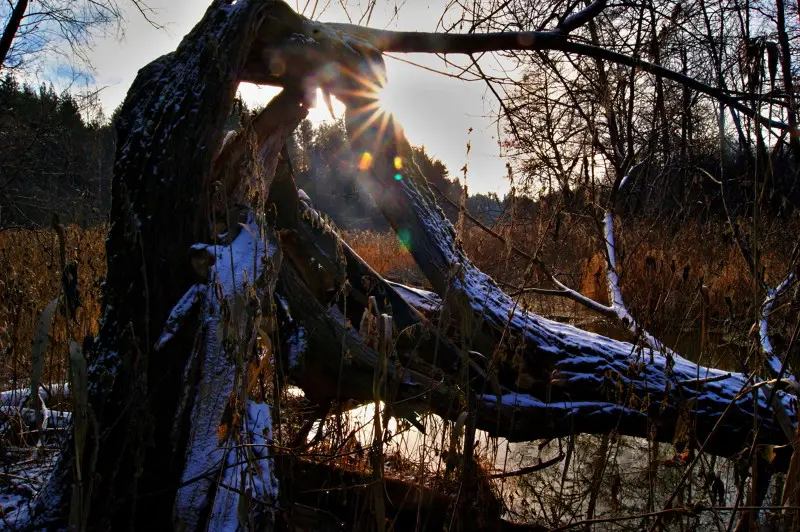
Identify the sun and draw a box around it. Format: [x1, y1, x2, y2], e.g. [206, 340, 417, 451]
[375, 83, 404, 123]
[305, 85, 401, 126]
[302, 62, 407, 157]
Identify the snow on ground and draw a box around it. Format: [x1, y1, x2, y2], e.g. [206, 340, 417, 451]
[0, 438, 62, 528]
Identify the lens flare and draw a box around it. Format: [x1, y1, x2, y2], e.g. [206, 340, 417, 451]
[397, 228, 411, 251]
[358, 152, 373, 171]
[331, 57, 406, 155]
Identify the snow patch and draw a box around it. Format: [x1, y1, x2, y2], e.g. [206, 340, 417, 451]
[287, 326, 306, 369]
[155, 284, 204, 350]
[174, 214, 281, 529]
[387, 281, 441, 313]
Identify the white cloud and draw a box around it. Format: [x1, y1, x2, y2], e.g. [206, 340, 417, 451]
[87, 0, 510, 194]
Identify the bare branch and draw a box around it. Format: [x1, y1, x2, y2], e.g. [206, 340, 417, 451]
[486, 454, 564, 479]
[557, 0, 607, 35]
[321, 23, 790, 131]
[759, 273, 797, 380]
[545, 209, 677, 357]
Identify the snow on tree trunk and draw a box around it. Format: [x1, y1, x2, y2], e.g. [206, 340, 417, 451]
[330, 52, 797, 461]
[32, 1, 293, 529]
[173, 216, 281, 530]
[276, 194, 796, 457]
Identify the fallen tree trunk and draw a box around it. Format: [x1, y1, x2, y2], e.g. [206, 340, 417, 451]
[268, 158, 796, 459]
[323, 54, 797, 461]
[284, 214, 796, 454]
[19, 1, 799, 530]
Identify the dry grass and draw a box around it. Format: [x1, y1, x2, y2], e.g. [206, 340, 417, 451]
[1, 215, 794, 390]
[0, 226, 106, 390]
[341, 230, 424, 282]
[611, 217, 796, 329]
[460, 211, 793, 315]
[0, 227, 419, 394]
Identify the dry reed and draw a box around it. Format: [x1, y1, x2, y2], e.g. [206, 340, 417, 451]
[0, 226, 106, 391]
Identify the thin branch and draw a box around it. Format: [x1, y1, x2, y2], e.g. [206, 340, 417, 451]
[601, 209, 673, 354]
[557, 0, 607, 35]
[486, 454, 564, 479]
[323, 23, 790, 131]
[128, 0, 163, 30]
[760, 273, 797, 379]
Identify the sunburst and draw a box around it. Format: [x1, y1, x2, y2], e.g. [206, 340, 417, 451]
[324, 57, 406, 155]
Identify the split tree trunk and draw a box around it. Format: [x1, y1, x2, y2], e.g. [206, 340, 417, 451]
[33, 2, 304, 529]
[26, 1, 799, 530]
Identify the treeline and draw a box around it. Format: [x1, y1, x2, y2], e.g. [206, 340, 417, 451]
[0, 74, 115, 227]
[0, 84, 509, 232]
[288, 117, 505, 231]
[11, 75, 791, 235]
[475, 0, 800, 225]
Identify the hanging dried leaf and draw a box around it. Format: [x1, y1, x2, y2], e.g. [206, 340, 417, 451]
[30, 298, 58, 430]
[766, 41, 779, 89]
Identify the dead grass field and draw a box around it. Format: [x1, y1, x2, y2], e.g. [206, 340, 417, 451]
[0, 226, 106, 388]
[341, 230, 418, 275]
[0, 217, 790, 391]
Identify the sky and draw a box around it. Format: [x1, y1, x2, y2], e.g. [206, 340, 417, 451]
[81, 0, 512, 195]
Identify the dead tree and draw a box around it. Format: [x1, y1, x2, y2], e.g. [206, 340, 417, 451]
[23, 1, 798, 530]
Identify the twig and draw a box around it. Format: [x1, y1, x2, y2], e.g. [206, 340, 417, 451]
[324, 22, 790, 131]
[486, 453, 564, 479]
[758, 273, 797, 380]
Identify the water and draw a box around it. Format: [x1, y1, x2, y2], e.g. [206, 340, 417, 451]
[293, 308, 767, 529]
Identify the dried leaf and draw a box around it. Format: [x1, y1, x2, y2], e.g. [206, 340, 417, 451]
[30, 298, 58, 429]
[766, 41, 779, 89]
[761, 444, 776, 464]
[217, 424, 228, 443]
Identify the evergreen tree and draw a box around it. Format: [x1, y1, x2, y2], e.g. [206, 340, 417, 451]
[0, 74, 114, 227]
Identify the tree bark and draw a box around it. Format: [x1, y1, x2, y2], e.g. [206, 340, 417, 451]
[21, 2, 800, 529]
[32, 2, 301, 529]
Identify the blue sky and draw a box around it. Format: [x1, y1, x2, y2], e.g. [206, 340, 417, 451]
[82, 0, 512, 195]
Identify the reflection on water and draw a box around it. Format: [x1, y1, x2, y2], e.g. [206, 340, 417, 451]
[299, 394, 766, 529]
[294, 312, 773, 529]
